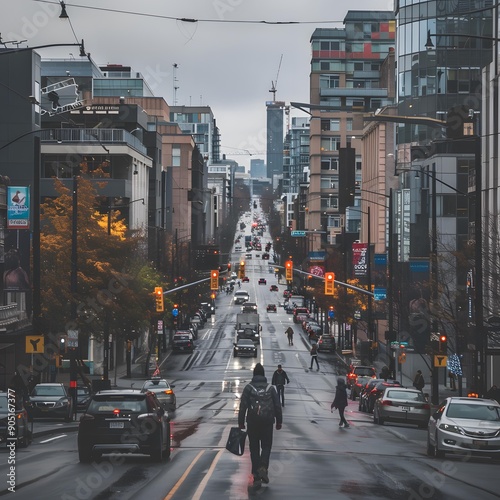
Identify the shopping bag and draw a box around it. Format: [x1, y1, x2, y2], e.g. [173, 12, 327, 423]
[225, 427, 247, 456]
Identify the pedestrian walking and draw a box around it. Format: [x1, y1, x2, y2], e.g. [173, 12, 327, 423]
[271, 364, 290, 407]
[238, 363, 282, 488]
[413, 370, 425, 392]
[285, 326, 294, 346]
[309, 343, 319, 370]
[331, 377, 349, 428]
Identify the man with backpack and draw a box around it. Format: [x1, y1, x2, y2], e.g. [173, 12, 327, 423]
[238, 363, 282, 488]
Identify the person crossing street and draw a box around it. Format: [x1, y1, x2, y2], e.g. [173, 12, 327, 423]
[285, 326, 294, 346]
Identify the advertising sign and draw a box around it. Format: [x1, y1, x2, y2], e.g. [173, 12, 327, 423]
[352, 242, 368, 277]
[7, 186, 30, 229]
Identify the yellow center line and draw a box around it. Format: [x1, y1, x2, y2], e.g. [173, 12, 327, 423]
[163, 449, 205, 500]
[191, 449, 224, 500]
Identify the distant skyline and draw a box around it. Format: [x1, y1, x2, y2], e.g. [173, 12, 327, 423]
[6, 0, 392, 168]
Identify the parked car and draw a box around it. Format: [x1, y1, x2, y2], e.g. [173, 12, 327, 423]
[346, 365, 377, 388]
[258, 278, 267, 285]
[427, 397, 500, 459]
[270, 284, 279, 291]
[293, 307, 310, 324]
[233, 339, 258, 358]
[0, 392, 30, 447]
[172, 331, 195, 353]
[350, 375, 374, 401]
[317, 334, 336, 353]
[27, 383, 73, 422]
[78, 389, 171, 463]
[76, 385, 92, 412]
[266, 303, 277, 312]
[141, 378, 176, 412]
[363, 380, 402, 413]
[373, 387, 431, 428]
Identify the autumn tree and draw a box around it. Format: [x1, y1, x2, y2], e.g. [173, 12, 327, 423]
[39, 164, 161, 345]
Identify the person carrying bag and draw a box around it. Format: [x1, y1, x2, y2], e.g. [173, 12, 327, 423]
[226, 426, 247, 456]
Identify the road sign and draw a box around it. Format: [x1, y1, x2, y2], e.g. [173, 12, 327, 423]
[434, 355, 448, 367]
[291, 230, 306, 237]
[26, 335, 44, 354]
[328, 310, 335, 319]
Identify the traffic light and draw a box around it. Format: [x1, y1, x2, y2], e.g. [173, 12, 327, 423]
[325, 272, 335, 295]
[239, 260, 246, 279]
[210, 270, 219, 290]
[154, 287, 164, 312]
[285, 260, 293, 281]
[439, 334, 447, 353]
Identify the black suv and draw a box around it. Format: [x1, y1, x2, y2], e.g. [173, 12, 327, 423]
[172, 331, 194, 353]
[27, 383, 73, 422]
[78, 389, 171, 463]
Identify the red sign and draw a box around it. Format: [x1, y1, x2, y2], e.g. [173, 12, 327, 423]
[352, 243, 368, 277]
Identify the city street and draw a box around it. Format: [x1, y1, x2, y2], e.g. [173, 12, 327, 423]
[1, 246, 499, 500]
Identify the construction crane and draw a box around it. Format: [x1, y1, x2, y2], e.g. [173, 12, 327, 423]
[269, 54, 283, 101]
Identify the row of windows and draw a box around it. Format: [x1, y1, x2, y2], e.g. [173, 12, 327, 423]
[321, 118, 353, 132]
[398, 67, 482, 98]
[398, 0, 493, 24]
[170, 113, 212, 124]
[319, 97, 389, 111]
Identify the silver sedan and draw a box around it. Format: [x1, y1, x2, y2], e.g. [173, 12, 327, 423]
[373, 387, 430, 428]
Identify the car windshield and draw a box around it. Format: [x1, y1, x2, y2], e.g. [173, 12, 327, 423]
[446, 403, 500, 421]
[77, 387, 90, 396]
[355, 367, 375, 376]
[32, 386, 65, 397]
[386, 390, 425, 401]
[88, 395, 147, 413]
[238, 340, 254, 346]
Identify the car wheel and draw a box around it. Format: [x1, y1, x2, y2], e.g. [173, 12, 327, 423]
[433, 432, 445, 458]
[79, 444, 93, 463]
[19, 426, 30, 448]
[373, 409, 379, 424]
[150, 431, 164, 463]
[65, 412, 73, 423]
[426, 434, 435, 457]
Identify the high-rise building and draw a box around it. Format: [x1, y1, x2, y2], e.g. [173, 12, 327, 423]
[250, 158, 266, 178]
[266, 101, 285, 181]
[283, 117, 310, 195]
[307, 11, 395, 251]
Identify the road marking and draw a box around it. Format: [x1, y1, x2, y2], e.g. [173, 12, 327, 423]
[40, 434, 67, 443]
[163, 449, 205, 500]
[191, 449, 224, 500]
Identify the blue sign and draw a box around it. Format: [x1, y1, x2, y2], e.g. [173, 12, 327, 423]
[328, 310, 335, 319]
[7, 186, 30, 229]
[172, 308, 179, 317]
[374, 288, 387, 301]
[291, 230, 306, 237]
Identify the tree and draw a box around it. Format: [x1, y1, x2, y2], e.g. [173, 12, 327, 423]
[39, 164, 158, 345]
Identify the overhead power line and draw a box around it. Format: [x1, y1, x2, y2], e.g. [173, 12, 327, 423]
[34, 0, 344, 25]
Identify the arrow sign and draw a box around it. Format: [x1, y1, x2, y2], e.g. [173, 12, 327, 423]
[434, 355, 448, 367]
[291, 230, 306, 237]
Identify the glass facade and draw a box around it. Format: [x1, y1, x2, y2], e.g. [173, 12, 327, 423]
[396, 0, 493, 145]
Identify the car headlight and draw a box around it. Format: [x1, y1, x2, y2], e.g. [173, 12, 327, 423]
[54, 399, 69, 408]
[439, 423, 465, 435]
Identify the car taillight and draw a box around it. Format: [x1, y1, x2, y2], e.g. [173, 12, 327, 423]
[113, 408, 120, 415]
[421, 404, 430, 410]
[165, 390, 173, 395]
[382, 400, 392, 406]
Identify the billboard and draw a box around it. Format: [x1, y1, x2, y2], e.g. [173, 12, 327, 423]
[7, 186, 30, 229]
[352, 242, 368, 277]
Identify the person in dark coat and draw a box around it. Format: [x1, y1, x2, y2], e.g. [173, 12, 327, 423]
[413, 370, 425, 392]
[331, 377, 349, 428]
[380, 366, 390, 380]
[238, 363, 282, 487]
[272, 364, 290, 407]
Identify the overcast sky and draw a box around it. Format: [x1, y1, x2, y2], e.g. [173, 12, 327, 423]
[7, 0, 392, 168]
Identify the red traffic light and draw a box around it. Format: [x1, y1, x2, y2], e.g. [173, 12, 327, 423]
[439, 334, 447, 342]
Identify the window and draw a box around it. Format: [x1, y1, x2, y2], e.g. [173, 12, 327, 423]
[321, 137, 341, 151]
[321, 158, 339, 171]
[346, 118, 353, 131]
[172, 146, 181, 167]
[320, 176, 339, 189]
[321, 119, 340, 131]
[321, 196, 338, 209]
[319, 74, 340, 88]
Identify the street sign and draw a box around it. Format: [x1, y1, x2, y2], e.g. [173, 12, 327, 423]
[434, 355, 448, 367]
[291, 230, 306, 237]
[26, 335, 44, 353]
[328, 310, 335, 319]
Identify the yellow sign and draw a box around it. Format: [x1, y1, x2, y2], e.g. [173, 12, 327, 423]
[434, 355, 448, 367]
[26, 336, 44, 354]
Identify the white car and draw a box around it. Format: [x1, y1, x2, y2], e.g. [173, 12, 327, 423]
[427, 397, 500, 459]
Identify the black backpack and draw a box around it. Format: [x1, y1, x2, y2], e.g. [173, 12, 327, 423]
[247, 384, 275, 422]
